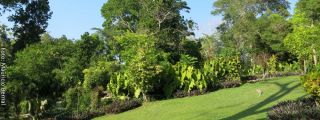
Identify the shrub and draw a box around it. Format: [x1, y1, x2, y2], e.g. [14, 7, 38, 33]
[159, 61, 179, 98]
[267, 98, 320, 120]
[83, 61, 120, 89]
[203, 57, 241, 89]
[174, 63, 207, 93]
[179, 54, 198, 66]
[278, 61, 301, 73]
[301, 72, 320, 98]
[267, 55, 277, 75]
[19, 100, 30, 114]
[248, 65, 264, 76]
[62, 87, 104, 119]
[106, 99, 142, 114]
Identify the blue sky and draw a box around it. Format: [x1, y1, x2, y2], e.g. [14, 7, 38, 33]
[0, 0, 299, 39]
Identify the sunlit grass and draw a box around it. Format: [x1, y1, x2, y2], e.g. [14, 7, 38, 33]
[94, 76, 307, 120]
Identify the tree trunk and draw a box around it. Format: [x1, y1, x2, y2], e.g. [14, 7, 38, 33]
[142, 93, 148, 102]
[304, 59, 307, 74]
[313, 48, 317, 66]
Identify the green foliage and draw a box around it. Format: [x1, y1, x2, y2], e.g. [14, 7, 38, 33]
[110, 32, 167, 100]
[107, 73, 131, 99]
[54, 32, 106, 88]
[180, 39, 202, 65]
[7, 39, 74, 98]
[18, 100, 30, 114]
[302, 72, 320, 98]
[101, 0, 140, 33]
[255, 13, 292, 59]
[179, 54, 197, 67]
[267, 55, 277, 75]
[296, 0, 320, 23]
[158, 61, 178, 98]
[212, 0, 291, 69]
[284, 23, 320, 59]
[5, 0, 53, 52]
[6, 39, 75, 118]
[101, 0, 195, 63]
[248, 65, 264, 75]
[200, 34, 222, 60]
[278, 62, 301, 73]
[202, 57, 242, 89]
[173, 57, 241, 93]
[6, 0, 320, 119]
[83, 61, 120, 89]
[285, 1, 320, 72]
[63, 87, 100, 115]
[125, 45, 163, 100]
[174, 63, 206, 92]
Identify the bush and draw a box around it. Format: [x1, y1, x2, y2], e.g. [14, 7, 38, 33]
[61, 87, 105, 119]
[278, 62, 301, 73]
[248, 65, 264, 76]
[174, 63, 207, 93]
[83, 61, 120, 89]
[203, 57, 241, 89]
[301, 72, 320, 98]
[267, 98, 320, 120]
[106, 99, 142, 114]
[267, 55, 277, 75]
[19, 100, 30, 114]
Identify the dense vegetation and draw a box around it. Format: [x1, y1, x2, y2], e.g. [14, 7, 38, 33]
[0, 0, 320, 119]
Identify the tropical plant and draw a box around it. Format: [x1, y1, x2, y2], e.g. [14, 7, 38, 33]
[267, 55, 278, 75]
[301, 72, 320, 99]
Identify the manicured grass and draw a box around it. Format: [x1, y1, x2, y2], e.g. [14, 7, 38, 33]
[94, 76, 307, 120]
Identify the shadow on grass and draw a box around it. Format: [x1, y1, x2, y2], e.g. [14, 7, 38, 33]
[221, 81, 301, 120]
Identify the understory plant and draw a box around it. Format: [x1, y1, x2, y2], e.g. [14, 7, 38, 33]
[301, 72, 320, 100]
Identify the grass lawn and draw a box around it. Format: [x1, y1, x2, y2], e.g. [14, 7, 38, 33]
[94, 76, 307, 120]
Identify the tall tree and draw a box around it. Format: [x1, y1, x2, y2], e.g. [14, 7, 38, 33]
[212, 0, 290, 65]
[255, 13, 293, 62]
[199, 34, 222, 60]
[284, 0, 320, 72]
[7, 38, 75, 118]
[101, 0, 195, 63]
[1, 0, 52, 53]
[54, 32, 106, 88]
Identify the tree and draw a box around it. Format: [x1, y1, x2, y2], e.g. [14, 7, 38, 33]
[285, 0, 320, 73]
[7, 38, 75, 118]
[0, 0, 28, 14]
[199, 34, 223, 60]
[255, 13, 293, 62]
[114, 32, 165, 101]
[54, 32, 106, 89]
[0, 24, 12, 64]
[212, 0, 290, 63]
[296, 0, 320, 25]
[101, 0, 195, 63]
[0, 0, 52, 53]
[212, 0, 289, 69]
